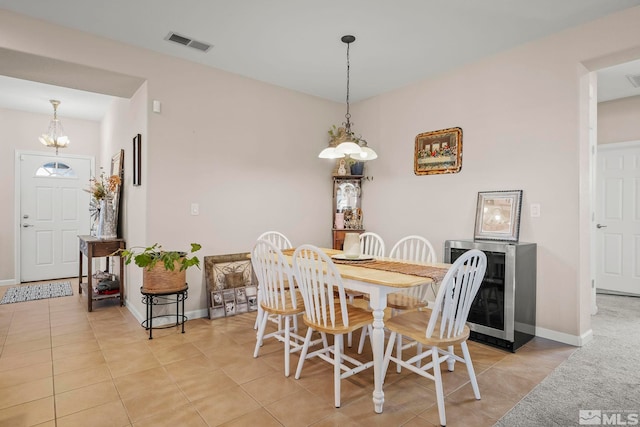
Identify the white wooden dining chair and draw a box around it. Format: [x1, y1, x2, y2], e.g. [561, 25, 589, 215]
[388, 235, 438, 311]
[292, 244, 374, 408]
[385, 235, 439, 365]
[254, 231, 293, 330]
[382, 249, 487, 427]
[251, 239, 305, 377]
[358, 235, 438, 355]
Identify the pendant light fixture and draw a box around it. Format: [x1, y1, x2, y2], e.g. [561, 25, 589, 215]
[319, 35, 378, 161]
[39, 99, 70, 155]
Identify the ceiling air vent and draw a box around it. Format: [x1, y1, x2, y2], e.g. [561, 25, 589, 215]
[626, 74, 640, 88]
[165, 32, 212, 53]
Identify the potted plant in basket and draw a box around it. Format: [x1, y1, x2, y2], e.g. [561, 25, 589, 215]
[118, 243, 201, 292]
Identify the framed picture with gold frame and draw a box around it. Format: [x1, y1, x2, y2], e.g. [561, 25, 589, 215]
[414, 127, 462, 175]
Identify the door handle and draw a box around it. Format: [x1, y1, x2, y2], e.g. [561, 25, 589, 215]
[596, 224, 607, 229]
[22, 224, 34, 228]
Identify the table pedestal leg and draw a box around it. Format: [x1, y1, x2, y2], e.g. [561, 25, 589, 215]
[369, 290, 387, 413]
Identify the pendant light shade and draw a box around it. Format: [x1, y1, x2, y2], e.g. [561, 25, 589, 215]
[350, 146, 378, 161]
[318, 147, 345, 159]
[334, 141, 362, 156]
[39, 99, 70, 155]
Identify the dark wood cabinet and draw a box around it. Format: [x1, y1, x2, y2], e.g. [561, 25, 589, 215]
[78, 235, 125, 312]
[332, 175, 364, 249]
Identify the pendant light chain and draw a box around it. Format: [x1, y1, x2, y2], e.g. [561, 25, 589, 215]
[344, 37, 352, 135]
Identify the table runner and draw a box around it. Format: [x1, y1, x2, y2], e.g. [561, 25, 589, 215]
[282, 249, 449, 283]
[335, 259, 449, 283]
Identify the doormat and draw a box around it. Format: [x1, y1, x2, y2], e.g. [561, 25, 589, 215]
[0, 282, 73, 304]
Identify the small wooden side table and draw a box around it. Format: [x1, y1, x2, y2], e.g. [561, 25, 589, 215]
[78, 235, 126, 312]
[140, 285, 188, 339]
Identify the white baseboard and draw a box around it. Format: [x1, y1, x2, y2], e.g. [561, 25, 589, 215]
[0, 279, 17, 287]
[189, 308, 209, 320]
[535, 326, 593, 347]
[126, 303, 145, 324]
[579, 328, 594, 346]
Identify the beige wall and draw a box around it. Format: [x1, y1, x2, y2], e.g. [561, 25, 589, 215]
[99, 84, 149, 317]
[2, 7, 640, 342]
[354, 6, 640, 342]
[0, 107, 101, 284]
[0, 9, 342, 319]
[598, 95, 640, 144]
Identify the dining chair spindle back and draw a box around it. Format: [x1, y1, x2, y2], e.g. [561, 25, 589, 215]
[384, 235, 439, 364]
[359, 232, 385, 257]
[253, 231, 294, 330]
[389, 235, 436, 263]
[256, 230, 293, 250]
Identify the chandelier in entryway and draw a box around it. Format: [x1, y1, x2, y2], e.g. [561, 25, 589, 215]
[39, 99, 70, 155]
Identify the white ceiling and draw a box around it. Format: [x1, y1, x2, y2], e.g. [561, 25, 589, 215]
[1, 0, 639, 121]
[597, 59, 640, 102]
[0, 75, 115, 121]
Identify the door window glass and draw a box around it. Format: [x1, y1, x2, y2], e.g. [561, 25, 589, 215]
[35, 161, 77, 178]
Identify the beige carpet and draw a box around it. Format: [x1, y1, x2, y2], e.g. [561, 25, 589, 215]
[495, 294, 640, 426]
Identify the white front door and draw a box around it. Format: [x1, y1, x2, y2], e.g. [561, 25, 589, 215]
[596, 141, 640, 295]
[19, 152, 92, 282]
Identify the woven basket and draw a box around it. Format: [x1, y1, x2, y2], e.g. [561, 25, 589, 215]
[142, 260, 186, 292]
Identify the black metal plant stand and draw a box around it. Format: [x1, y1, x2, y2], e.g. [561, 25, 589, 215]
[140, 284, 188, 339]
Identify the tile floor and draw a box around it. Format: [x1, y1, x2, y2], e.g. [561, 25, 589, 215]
[0, 279, 576, 427]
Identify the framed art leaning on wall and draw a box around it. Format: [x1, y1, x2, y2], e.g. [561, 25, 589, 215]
[474, 190, 523, 242]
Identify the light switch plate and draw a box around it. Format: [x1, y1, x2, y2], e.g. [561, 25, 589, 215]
[190, 203, 199, 215]
[530, 203, 540, 218]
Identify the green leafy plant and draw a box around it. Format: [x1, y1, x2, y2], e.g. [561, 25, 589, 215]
[118, 243, 201, 272]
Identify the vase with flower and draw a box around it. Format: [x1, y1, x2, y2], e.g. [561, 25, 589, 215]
[86, 170, 121, 239]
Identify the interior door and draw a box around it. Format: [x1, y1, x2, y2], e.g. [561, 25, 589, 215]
[19, 153, 92, 282]
[596, 142, 640, 295]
